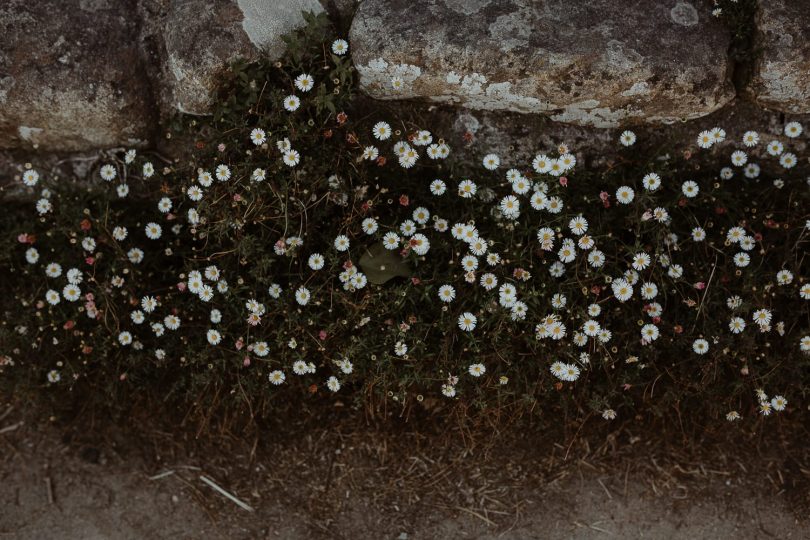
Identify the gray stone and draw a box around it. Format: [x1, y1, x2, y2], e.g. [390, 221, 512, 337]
[350, 0, 735, 128]
[362, 97, 810, 178]
[751, 0, 810, 114]
[163, 0, 324, 115]
[0, 0, 157, 151]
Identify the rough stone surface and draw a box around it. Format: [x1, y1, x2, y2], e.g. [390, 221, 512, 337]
[0, 0, 157, 151]
[751, 0, 810, 114]
[163, 0, 324, 115]
[350, 0, 735, 127]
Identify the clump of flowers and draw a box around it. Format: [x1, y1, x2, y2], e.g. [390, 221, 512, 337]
[0, 12, 807, 425]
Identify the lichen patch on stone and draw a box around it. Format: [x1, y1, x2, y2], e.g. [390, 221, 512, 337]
[670, 1, 699, 27]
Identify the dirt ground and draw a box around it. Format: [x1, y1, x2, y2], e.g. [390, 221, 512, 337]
[1, 402, 808, 540]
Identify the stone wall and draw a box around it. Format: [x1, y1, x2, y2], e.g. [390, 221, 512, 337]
[0, 0, 808, 153]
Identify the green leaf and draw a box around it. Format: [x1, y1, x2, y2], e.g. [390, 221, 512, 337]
[359, 243, 412, 284]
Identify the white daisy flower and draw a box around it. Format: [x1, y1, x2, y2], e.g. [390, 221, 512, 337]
[100, 164, 117, 181]
[145, 222, 162, 240]
[326, 376, 341, 392]
[156, 197, 173, 214]
[438, 285, 456, 303]
[729, 317, 746, 334]
[731, 150, 747, 167]
[250, 128, 266, 145]
[641, 324, 659, 342]
[409, 233, 430, 255]
[45, 289, 61, 305]
[62, 284, 81, 302]
[568, 216, 588, 236]
[780, 152, 797, 169]
[362, 146, 379, 161]
[414, 130, 432, 146]
[480, 273, 498, 290]
[141, 295, 158, 313]
[128, 248, 144, 264]
[398, 146, 419, 168]
[118, 331, 133, 346]
[458, 312, 477, 332]
[696, 130, 713, 149]
[457, 179, 477, 198]
[295, 286, 311, 305]
[784, 121, 803, 138]
[334, 235, 350, 252]
[207, 329, 222, 345]
[412, 207, 430, 225]
[733, 252, 750, 267]
[588, 250, 605, 268]
[164, 315, 181, 330]
[283, 150, 300, 167]
[545, 196, 563, 213]
[776, 270, 793, 285]
[382, 232, 400, 250]
[268, 370, 286, 385]
[215, 164, 231, 181]
[22, 169, 39, 187]
[767, 140, 784, 156]
[332, 39, 348, 55]
[681, 180, 699, 197]
[399, 219, 416, 237]
[616, 186, 634, 204]
[294, 73, 314, 92]
[283, 95, 301, 112]
[559, 154, 576, 171]
[632, 252, 651, 271]
[267, 284, 282, 299]
[36, 198, 52, 215]
[45, 262, 62, 278]
[640, 282, 658, 300]
[461, 255, 478, 272]
[482, 153, 500, 170]
[583, 320, 601, 337]
[642, 172, 661, 191]
[742, 131, 759, 147]
[371, 121, 391, 140]
[187, 185, 203, 201]
[532, 153, 551, 173]
[752, 309, 772, 327]
[511, 176, 532, 195]
[619, 130, 636, 146]
[430, 179, 447, 195]
[468, 363, 486, 377]
[611, 279, 633, 302]
[142, 162, 155, 178]
[362, 218, 378, 234]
